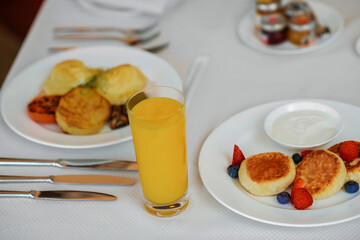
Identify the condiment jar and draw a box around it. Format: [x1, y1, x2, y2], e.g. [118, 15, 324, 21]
[260, 14, 287, 45]
[255, 0, 282, 28]
[288, 14, 316, 47]
[284, 1, 312, 19]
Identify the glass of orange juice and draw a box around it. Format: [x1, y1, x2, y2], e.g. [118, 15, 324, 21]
[127, 86, 188, 217]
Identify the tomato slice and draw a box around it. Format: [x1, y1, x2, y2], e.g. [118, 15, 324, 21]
[27, 95, 61, 123]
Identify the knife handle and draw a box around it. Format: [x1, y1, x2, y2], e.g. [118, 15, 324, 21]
[0, 175, 51, 183]
[0, 190, 32, 198]
[0, 158, 59, 167]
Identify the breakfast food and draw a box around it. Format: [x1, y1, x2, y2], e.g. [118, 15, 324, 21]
[328, 141, 360, 183]
[27, 60, 148, 135]
[27, 95, 61, 123]
[239, 152, 296, 196]
[43, 60, 93, 95]
[95, 64, 147, 105]
[295, 149, 346, 200]
[55, 86, 111, 135]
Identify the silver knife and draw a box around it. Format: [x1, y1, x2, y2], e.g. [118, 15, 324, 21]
[0, 190, 117, 201]
[0, 158, 138, 170]
[0, 174, 135, 185]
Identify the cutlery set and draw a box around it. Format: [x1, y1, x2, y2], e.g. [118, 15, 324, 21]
[0, 158, 138, 201]
[52, 24, 168, 53]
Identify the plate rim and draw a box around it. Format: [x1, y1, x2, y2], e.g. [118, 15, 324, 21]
[198, 98, 360, 227]
[237, 1, 345, 55]
[0, 45, 182, 149]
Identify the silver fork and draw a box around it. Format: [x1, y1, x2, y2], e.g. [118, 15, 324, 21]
[56, 31, 160, 46]
[49, 42, 170, 53]
[55, 23, 157, 35]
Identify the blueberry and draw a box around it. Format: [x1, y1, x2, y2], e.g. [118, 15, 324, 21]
[292, 153, 302, 165]
[277, 192, 291, 204]
[227, 164, 240, 178]
[345, 181, 359, 194]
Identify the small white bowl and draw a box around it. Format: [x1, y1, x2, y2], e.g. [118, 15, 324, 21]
[264, 101, 343, 150]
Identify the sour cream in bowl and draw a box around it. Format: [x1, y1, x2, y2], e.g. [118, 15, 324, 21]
[264, 101, 343, 150]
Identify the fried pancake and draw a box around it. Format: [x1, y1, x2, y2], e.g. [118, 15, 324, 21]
[239, 152, 295, 196]
[328, 141, 360, 183]
[55, 86, 111, 135]
[43, 60, 93, 95]
[95, 64, 147, 105]
[295, 149, 346, 200]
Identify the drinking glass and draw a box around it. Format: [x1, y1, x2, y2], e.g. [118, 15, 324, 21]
[127, 86, 188, 217]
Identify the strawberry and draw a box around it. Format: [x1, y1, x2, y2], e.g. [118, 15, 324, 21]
[291, 178, 306, 203]
[339, 141, 359, 162]
[292, 188, 313, 210]
[301, 150, 312, 159]
[232, 144, 245, 165]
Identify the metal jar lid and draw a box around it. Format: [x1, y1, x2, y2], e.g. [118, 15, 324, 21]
[257, 0, 281, 12]
[261, 14, 286, 32]
[284, 1, 312, 18]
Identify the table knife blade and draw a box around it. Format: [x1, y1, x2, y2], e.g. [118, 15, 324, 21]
[0, 174, 135, 185]
[0, 190, 117, 201]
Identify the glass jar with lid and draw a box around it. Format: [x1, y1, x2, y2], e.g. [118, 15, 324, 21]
[284, 1, 312, 19]
[255, 0, 282, 28]
[260, 13, 287, 45]
[288, 14, 316, 47]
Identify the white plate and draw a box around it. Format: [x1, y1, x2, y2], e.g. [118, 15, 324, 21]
[237, 1, 344, 55]
[0, 46, 182, 149]
[199, 99, 360, 227]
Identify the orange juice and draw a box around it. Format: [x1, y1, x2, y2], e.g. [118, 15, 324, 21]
[129, 97, 188, 204]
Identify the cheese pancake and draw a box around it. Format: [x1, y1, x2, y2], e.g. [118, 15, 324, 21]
[239, 152, 295, 196]
[295, 150, 346, 200]
[328, 141, 360, 183]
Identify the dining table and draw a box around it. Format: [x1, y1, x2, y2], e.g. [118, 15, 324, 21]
[1, 0, 360, 239]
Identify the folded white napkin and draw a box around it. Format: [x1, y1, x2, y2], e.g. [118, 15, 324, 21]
[78, 0, 180, 16]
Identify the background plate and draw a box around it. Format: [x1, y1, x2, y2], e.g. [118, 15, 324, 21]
[237, 1, 344, 55]
[199, 99, 360, 227]
[0, 46, 182, 149]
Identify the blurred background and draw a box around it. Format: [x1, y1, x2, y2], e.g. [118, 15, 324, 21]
[0, 0, 43, 87]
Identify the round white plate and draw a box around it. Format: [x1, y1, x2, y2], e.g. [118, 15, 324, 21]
[0, 46, 182, 149]
[199, 99, 360, 227]
[237, 1, 344, 55]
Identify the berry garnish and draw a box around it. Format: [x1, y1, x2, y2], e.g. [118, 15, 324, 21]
[339, 141, 359, 161]
[292, 153, 302, 165]
[227, 164, 240, 178]
[292, 188, 313, 210]
[301, 150, 312, 159]
[291, 178, 306, 203]
[277, 192, 291, 204]
[344, 181, 359, 194]
[232, 144, 245, 165]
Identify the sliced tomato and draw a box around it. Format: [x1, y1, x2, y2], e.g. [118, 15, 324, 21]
[27, 95, 61, 123]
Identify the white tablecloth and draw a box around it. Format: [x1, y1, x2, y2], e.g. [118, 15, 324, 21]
[1, 0, 360, 239]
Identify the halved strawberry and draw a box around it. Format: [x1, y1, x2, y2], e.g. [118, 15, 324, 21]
[291, 178, 306, 203]
[232, 144, 245, 165]
[301, 150, 312, 159]
[292, 188, 313, 210]
[339, 141, 359, 162]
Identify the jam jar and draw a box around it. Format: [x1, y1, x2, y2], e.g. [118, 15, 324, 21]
[288, 14, 316, 47]
[255, 0, 282, 28]
[284, 0, 312, 19]
[260, 14, 287, 45]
